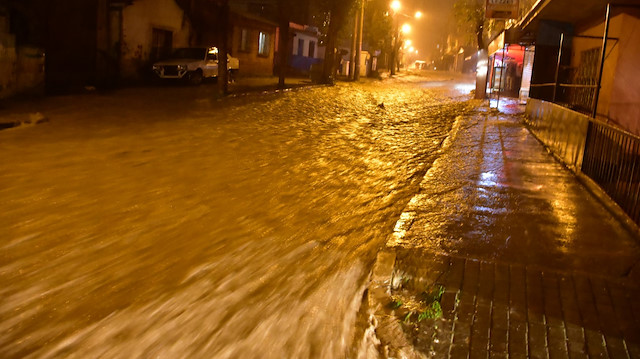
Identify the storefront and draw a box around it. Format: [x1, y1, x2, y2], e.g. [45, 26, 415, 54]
[486, 31, 531, 103]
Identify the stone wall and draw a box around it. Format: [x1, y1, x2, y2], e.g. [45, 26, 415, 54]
[120, 0, 192, 80]
[0, 14, 44, 99]
[0, 26, 17, 99]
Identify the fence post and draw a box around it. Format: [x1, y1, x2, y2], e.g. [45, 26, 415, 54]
[553, 33, 564, 103]
[592, 3, 611, 118]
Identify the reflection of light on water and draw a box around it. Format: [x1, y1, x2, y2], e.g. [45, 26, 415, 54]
[551, 195, 577, 252]
[454, 83, 475, 94]
[479, 171, 498, 187]
[421, 81, 446, 88]
[473, 205, 507, 214]
[489, 98, 525, 115]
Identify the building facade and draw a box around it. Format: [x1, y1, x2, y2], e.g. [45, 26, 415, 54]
[0, 7, 45, 99]
[285, 23, 323, 75]
[2, 0, 278, 95]
[500, 0, 640, 228]
[118, 0, 194, 81]
[230, 12, 277, 76]
[500, 0, 640, 135]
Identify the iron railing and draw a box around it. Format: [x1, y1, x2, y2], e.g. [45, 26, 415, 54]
[582, 121, 640, 225]
[528, 82, 598, 116]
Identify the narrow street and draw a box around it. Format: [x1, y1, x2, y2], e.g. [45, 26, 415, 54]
[1, 74, 475, 358]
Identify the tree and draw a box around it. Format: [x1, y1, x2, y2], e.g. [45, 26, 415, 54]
[452, 0, 494, 99]
[217, 0, 230, 95]
[276, 0, 313, 89]
[176, 0, 230, 95]
[311, 0, 357, 84]
[453, 0, 486, 50]
[363, 0, 393, 54]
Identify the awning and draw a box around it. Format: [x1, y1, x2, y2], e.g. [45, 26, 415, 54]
[487, 28, 527, 56]
[518, 0, 640, 33]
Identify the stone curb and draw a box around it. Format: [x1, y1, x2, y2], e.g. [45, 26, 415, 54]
[226, 82, 328, 99]
[363, 115, 467, 358]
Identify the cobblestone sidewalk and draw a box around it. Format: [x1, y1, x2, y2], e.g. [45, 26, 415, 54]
[385, 250, 640, 358]
[367, 108, 640, 358]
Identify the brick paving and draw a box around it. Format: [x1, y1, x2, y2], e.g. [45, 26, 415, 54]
[368, 109, 640, 358]
[372, 249, 640, 358]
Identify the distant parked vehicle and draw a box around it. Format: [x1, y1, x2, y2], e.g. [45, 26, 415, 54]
[152, 47, 239, 85]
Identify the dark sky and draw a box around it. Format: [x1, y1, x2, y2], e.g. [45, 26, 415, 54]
[401, 0, 455, 61]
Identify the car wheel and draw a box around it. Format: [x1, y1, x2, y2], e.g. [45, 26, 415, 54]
[188, 70, 203, 85]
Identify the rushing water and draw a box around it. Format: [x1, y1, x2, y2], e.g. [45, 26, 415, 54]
[0, 74, 473, 358]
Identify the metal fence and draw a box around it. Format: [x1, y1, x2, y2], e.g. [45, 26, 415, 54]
[525, 99, 590, 172]
[526, 98, 640, 228]
[582, 121, 640, 225]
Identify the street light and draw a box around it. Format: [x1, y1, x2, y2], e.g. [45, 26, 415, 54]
[389, 2, 421, 76]
[353, 0, 366, 81]
[390, 0, 401, 12]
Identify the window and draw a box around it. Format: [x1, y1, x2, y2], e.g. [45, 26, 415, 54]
[258, 31, 270, 56]
[240, 29, 250, 52]
[151, 28, 173, 61]
[308, 41, 315, 58]
[571, 47, 600, 112]
[297, 39, 304, 56]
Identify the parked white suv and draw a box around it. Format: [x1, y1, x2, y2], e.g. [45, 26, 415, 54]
[152, 47, 239, 85]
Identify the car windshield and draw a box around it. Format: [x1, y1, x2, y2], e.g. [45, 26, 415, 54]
[170, 48, 206, 60]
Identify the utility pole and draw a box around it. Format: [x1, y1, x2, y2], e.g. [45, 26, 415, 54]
[218, 0, 230, 96]
[390, 17, 399, 76]
[354, 0, 364, 80]
[349, 10, 358, 80]
[278, 0, 290, 89]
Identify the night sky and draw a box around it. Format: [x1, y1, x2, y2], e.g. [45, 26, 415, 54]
[404, 0, 455, 61]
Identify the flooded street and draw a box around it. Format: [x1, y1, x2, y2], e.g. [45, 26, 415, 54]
[1, 74, 474, 358]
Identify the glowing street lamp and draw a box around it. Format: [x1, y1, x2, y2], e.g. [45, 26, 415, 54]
[389, 1, 421, 76]
[390, 0, 401, 12]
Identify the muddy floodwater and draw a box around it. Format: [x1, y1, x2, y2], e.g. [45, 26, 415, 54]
[0, 75, 474, 358]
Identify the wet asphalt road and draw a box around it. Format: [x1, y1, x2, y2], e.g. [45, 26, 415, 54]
[0, 74, 475, 358]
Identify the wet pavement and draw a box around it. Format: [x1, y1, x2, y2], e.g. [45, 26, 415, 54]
[391, 110, 639, 276]
[367, 107, 640, 358]
[2, 72, 639, 358]
[1, 72, 472, 358]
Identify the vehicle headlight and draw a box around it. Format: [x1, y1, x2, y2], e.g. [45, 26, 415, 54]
[177, 65, 186, 70]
